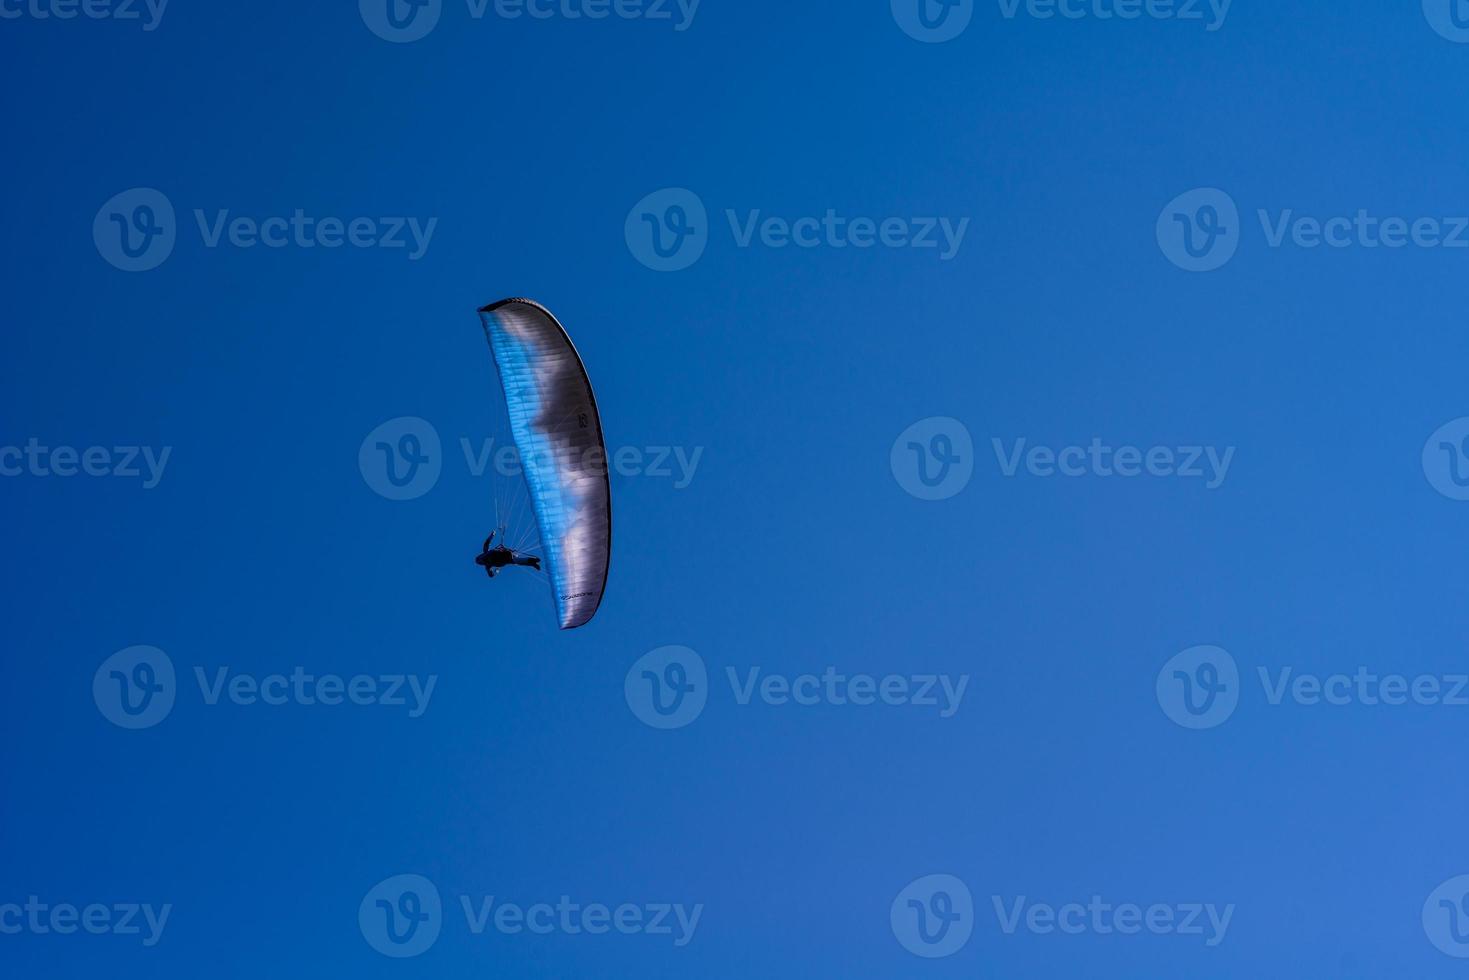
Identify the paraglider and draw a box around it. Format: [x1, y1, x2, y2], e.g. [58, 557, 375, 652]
[474, 530, 541, 578]
[476, 298, 611, 630]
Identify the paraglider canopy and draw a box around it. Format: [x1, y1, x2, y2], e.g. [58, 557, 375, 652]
[478, 298, 611, 630]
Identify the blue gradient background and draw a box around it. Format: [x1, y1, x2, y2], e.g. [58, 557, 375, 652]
[5, 1, 1469, 976]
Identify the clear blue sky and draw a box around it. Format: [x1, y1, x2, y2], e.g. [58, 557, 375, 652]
[6, 1, 1469, 976]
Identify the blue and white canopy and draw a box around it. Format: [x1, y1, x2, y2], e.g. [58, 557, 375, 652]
[478, 298, 611, 630]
